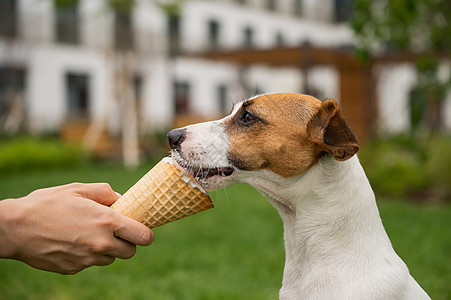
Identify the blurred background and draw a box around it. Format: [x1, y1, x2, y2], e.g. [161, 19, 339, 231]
[0, 0, 450, 299]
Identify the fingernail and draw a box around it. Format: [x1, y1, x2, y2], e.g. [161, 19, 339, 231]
[115, 192, 122, 198]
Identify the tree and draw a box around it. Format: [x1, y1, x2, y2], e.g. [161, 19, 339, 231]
[351, 0, 451, 133]
[86, 0, 183, 167]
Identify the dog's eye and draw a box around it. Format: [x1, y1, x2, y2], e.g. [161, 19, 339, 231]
[240, 111, 256, 124]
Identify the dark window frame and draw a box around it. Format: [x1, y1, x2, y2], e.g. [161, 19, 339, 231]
[208, 19, 220, 49]
[168, 14, 181, 56]
[266, 0, 276, 12]
[217, 84, 228, 114]
[334, 0, 352, 23]
[114, 8, 134, 51]
[243, 26, 254, 48]
[65, 72, 90, 119]
[0, 0, 18, 39]
[294, 0, 303, 17]
[174, 81, 191, 115]
[276, 32, 284, 47]
[55, 0, 80, 45]
[0, 67, 26, 116]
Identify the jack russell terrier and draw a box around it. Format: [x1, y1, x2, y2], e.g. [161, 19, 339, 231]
[166, 93, 430, 299]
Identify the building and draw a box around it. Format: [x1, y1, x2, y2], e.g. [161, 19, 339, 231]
[0, 0, 450, 145]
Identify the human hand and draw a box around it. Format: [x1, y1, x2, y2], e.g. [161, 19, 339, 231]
[0, 183, 154, 274]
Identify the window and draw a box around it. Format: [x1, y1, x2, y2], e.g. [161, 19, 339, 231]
[294, 0, 303, 17]
[243, 26, 254, 48]
[208, 20, 220, 49]
[217, 84, 228, 114]
[66, 73, 90, 119]
[114, 9, 134, 51]
[276, 32, 284, 47]
[0, 0, 17, 38]
[168, 14, 181, 56]
[56, 0, 79, 45]
[334, 0, 352, 23]
[174, 82, 190, 114]
[0, 67, 25, 116]
[266, 0, 276, 12]
[133, 75, 142, 103]
[131, 74, 143, 124]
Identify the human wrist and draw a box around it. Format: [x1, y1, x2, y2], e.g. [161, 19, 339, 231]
[0, 198, 22, 259]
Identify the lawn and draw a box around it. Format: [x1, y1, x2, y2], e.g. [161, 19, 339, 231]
[0, 163, 450, 299]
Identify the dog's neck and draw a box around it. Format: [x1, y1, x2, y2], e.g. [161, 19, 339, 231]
[240, 155, 394, 296]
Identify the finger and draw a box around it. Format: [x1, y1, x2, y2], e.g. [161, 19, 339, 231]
[93, 255, 116, 266]
[113, 214, 154, 246]
[75, 183, 120, 206]
[106, 239, 137, 259]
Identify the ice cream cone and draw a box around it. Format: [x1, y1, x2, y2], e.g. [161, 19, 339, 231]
[111, 157, 213, 229]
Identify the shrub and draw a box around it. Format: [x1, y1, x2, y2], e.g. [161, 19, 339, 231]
[0, 136, 87, 175]
[359, 137, 430, 198]
[141, 129, 171, 160]
[425, 136, 451, 197]
[359, 134, 451, 202]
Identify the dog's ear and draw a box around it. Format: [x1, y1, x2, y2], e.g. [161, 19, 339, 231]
[307, 99, 359, 161]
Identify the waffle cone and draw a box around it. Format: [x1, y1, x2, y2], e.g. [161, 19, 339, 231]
[111, 157, 213, 229]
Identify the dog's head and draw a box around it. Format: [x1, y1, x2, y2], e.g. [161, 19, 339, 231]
[167, 93, 359, 191]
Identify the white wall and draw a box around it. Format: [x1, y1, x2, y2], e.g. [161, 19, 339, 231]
[143, 59, 172, 130]
[302, 0, 334, 22]
[80, 0, 113, 49]
[28, 46, 111, 132]
[375, 62, 451, 133]
[375, 64, 417, 133]
[134, 0, 167, 55]
[181, 0, 353, 52]
[174, 58, 238, 115]
[246, 65, 302, 94]
[309, 66, 340, 101]
[19, 0, 53, 43]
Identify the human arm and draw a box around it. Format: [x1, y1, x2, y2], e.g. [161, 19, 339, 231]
[0, 183, 154, 274]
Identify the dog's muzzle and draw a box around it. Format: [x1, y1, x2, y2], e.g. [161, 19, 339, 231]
[166, 129, 186, 152]
[165, 127, 235, 185]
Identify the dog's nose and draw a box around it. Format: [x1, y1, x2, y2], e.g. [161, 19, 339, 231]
[166, 129, 186, 151]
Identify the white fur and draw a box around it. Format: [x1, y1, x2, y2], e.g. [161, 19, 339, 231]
[172, 114, 235, 190]
[239, 156, 429, 299]
[175, 105, 430, 300]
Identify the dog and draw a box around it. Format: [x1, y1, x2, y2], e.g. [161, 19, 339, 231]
[166, 93, 430, 299]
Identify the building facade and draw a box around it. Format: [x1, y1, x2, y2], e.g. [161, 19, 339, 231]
[0, 0, 450, 139]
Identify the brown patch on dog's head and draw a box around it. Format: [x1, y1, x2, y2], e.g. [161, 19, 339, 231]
[224, 93, 359, 178]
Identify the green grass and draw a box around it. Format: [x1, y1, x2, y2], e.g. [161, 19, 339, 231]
[0, 163, 450, 299]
